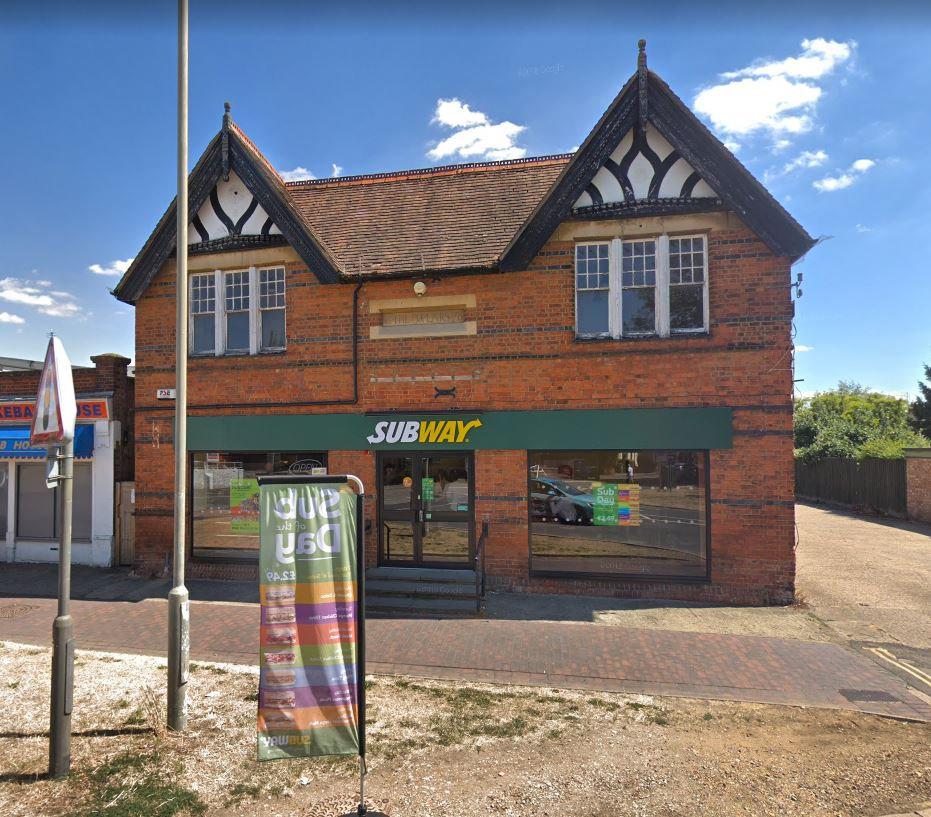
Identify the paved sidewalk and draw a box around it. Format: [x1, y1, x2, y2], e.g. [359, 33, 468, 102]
[1, 593, 929, 722]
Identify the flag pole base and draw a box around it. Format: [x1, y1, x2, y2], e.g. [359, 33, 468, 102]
[357, 754, 367, 816]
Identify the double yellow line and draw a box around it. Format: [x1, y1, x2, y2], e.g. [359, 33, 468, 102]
[866, 646, 931, 693]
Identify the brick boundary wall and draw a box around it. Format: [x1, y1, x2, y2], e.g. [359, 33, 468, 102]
[905, 449, 931, 523]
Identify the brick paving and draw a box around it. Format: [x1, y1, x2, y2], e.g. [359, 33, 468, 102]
[1, 595, 929, 722]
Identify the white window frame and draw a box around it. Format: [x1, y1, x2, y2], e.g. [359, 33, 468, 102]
[189, 265, 287, 357]
[574, 241, 612, 339]
[257, 266, 287, 352]
[667, 233, 710, 335]
[188, 272, 219, 356]
[573, 233, 709, 339]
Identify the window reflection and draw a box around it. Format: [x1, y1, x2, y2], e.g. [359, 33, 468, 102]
[529, 450, 707, 578]
[192, 451, 327, 558]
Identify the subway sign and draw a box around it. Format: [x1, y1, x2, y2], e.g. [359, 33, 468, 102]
[366, 417, 483, 445]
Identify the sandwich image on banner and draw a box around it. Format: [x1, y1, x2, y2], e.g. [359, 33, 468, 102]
[256, 480, 362, 761]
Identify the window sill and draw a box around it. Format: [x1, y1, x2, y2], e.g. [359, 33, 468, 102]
[573, 332, 710, 343]
[189, 348, 287, 359]
[529, 568, 711, 584]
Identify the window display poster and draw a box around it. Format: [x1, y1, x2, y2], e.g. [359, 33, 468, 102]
[593, 483, 641, 526]
[230, 478, 260, 533]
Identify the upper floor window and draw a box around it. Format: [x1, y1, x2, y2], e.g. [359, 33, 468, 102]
[189, 266, 286, 356]
[574, 235, 708, 339]
[224, 270, 251, 352]
[574, 243, 610, 336]
[190, 274, 216, 355]
[259, 267, 286, 350]
[668, 236, 706, 333]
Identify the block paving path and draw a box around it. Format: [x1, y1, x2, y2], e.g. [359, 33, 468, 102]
[1, 594, 929, 722]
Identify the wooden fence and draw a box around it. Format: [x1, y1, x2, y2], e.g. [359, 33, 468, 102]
[795, 457, 907, 517]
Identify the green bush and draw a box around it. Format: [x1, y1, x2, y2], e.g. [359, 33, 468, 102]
[795, 382, 928, 462]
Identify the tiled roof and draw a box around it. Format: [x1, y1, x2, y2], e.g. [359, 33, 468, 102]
[286, 156, 571, 277]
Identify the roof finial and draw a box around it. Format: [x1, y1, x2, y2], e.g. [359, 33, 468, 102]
[221, 102, 231, 180]
[637, 39, 648, 127]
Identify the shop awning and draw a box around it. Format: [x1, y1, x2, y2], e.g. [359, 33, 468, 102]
[0, 424, 94, 459]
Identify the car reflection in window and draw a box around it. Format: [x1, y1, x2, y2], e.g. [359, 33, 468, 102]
[530, 477, 594, 525]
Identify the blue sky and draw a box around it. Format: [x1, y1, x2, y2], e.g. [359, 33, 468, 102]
[1, 1, 929, 398]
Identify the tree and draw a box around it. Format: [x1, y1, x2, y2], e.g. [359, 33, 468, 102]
[795, 382, 928, 462]
[910, 363, 931, 439]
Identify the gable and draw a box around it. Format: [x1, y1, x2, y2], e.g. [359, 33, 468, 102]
[190, 170, 282, 244]
[112, 119, 340, 304]
[573, 122, 716, 210]
[499, 44, 815, 271]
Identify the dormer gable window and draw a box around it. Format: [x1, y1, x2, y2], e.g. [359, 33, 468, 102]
[189, 265, 287, 356]
[575, 235, 708, 340]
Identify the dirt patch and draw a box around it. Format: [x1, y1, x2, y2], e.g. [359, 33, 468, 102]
[1, 642, 928, 817]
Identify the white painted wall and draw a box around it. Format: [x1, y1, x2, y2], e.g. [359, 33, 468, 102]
[3, 419, 117, 568]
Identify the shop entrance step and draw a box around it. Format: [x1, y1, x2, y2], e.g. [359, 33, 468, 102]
[364, 567, 481, 618]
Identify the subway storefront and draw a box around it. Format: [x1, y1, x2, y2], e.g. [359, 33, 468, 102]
[187, 408, 731, 585]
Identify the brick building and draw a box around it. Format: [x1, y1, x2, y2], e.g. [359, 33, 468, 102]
[114, 45, 814, 606]
[1, 352, 134, 566]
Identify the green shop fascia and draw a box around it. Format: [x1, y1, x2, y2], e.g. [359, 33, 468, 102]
[187, 407, 733, 453]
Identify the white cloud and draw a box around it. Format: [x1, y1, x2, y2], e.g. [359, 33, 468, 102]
[0, 277, 80, 319]
[88, 257, 133, 277]
[723, 139, 742, 154]
[280, 166, 315, 182]
[0, 311, 25, 325]
[813, 157, 875, 192]
[331, 163, 343, 178]
[432, 98, 489, 129]
[855, 223, 872, 233]
[794, 344, 814, 353]
[722, 38, 854, 81]
[694, 38, 855, 148]
[427, 98, 527, 162]
[783, 149, 828, 173]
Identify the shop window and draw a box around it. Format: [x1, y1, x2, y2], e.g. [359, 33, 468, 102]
[574, 235, 708, 339]
[529, 450, 708, 579]
[190, 266, 288, 356]
[16, 462, 92, 542]
[191, 451, 326, 559]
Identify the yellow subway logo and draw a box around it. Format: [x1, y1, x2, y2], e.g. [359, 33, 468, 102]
[366, 418, 482, 445]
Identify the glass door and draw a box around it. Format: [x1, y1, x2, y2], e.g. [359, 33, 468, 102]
[379, 452, 473, 567]
[380, 455, 417, 563]
[419, 454, 472, 565]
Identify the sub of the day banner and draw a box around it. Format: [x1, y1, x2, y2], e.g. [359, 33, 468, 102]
[593, 483, 642, 526]
[256, 476, 365, 761]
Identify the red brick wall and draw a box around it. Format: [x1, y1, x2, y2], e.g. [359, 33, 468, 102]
[131, 221, 796, 604]
[906, 454, 931, 523]
[0, 353, 134, 481]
